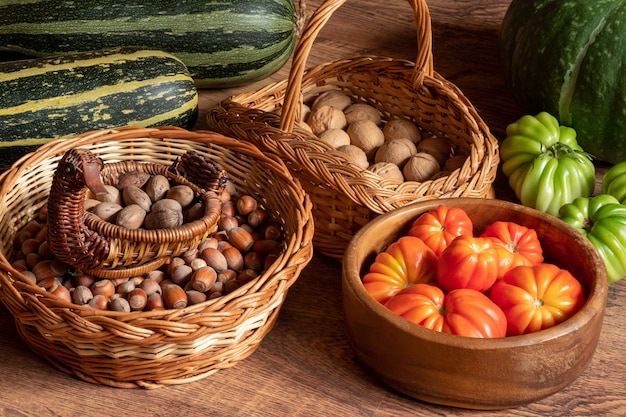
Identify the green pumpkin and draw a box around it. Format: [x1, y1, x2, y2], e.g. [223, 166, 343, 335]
[498, 0, 626, 164]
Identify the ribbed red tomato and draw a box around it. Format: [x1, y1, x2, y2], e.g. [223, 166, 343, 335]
[480, 221, 544, 279]
[436, 235, 500, 293]
[361, 236, 437, 304]
[408, 205, 474, 257]
[384, 283, 507, 338]
[489, 263, 586, 336]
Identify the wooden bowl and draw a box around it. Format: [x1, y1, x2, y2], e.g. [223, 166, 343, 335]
[342, 198, 608, 410]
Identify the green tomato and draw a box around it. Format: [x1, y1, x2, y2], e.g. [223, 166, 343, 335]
[602, 161, 626, 204]
[559, 194, 626, 284]
[501, 112, 596, 216]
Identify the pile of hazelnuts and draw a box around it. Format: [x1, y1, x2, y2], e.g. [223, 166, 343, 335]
[10, 181, 285, 312]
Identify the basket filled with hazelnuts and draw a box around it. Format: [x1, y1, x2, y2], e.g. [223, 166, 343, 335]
[208, 0, 499, 261]
[0, 126, 314, 388]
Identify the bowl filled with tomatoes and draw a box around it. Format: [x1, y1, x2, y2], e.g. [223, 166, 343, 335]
[342, 197, 608, 410]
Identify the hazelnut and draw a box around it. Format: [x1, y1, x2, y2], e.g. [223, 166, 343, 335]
[127, 288, 148, 311]
[189, 257, 208, 271]
[91, 279, 116, 298]
[218, 215, 239, 231]
[146, 293, 165, 311]
[163, 284, 188, 309]
[236, 195, 258, 216]
[227, 227, 255, 252]
[200, 247, 229, 272]
[145, 269, 166, 283]
[139, 278, 163, 296]
[21, 238, 41, 255]
[72, 285, 93, 305]
[221, 246, 245, 272]
[49, 282, 72, 303]
[170, 264, 193, 285]
[190, 266, 217, 292]
[247, 209, 268, 228]
[186, 290, 207, 306]
[110, 297, 131, 312]
[88, 294, 109, 310]
[236, 268, 258, 286]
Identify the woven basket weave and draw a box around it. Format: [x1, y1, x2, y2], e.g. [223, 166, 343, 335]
[208, 0, 499, 261]
[0, 126, 314, 388]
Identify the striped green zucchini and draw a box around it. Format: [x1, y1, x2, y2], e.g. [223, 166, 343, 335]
[0, 47, 198, 169]
[0, 0, 298, 88]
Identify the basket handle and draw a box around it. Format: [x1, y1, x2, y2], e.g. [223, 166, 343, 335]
[280, 0, 433, 133]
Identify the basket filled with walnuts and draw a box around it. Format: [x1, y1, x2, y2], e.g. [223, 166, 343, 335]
[208, 0, 499, 261]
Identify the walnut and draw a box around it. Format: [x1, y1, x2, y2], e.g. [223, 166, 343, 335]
[347, 120, 385, 159]
[417, 136, 453, 166]
[337, 144, 369, 170]
[343, 103, 382, 125]
[319, 128, 351, 148]
[307, 105, 347, 136]
[382, 118, 422, 144]
[403, 152, 440, 182]
[368, 162, 404, 182]
[374, 138, 417, 169]
[310, 89, 352, 113]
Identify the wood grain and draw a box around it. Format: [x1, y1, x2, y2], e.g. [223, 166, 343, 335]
[1, 0, 625, 416]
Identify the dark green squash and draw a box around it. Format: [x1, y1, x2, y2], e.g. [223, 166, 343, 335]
[499, 0, 626, 164]
[0, 48, 198, 170]
[0, 0, 298, 88]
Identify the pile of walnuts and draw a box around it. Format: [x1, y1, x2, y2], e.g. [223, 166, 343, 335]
[300, 89, 468, 182]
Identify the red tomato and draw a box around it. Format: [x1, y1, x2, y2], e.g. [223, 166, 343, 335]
[436, 235, 499, 293]
[362, 236, 437, 304]
[407, 205, 474, 257]
[385, 284, 507, 338]
[480, 221, 544, 279]
[489, 263, 586, 336]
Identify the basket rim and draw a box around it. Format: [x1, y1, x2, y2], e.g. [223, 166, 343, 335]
[208, 56, 500, 215]
[82, 158, 222, 243]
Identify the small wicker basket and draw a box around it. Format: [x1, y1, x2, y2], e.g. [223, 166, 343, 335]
[47, 149, 226, 279]
[0, 126, 314, 388]
[208, 0, 499, 261]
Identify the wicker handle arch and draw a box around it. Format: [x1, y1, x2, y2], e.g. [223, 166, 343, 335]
[280, 0, 433, 133]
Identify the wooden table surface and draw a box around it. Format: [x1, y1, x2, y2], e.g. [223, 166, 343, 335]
[1, 0, 625, 416]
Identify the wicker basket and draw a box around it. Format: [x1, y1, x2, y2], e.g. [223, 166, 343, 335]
[47, 149, 226, 279]
[207, 0, 499, 261]
[0, 126, 314, 388]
